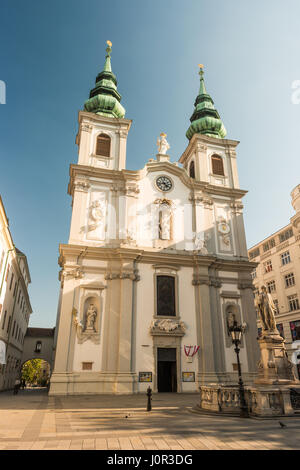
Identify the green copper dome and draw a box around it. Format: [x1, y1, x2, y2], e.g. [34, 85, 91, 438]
[186, 66, 226, 140]
[84, 41, 125, 118]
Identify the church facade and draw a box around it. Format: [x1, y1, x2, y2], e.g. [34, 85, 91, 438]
[49, 43, 259, 395]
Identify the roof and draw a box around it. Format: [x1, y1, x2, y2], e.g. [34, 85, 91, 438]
[25, 327, 55, 338]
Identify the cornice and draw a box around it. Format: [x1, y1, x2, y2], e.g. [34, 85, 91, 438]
[68, 163, 248, 200]
[58, 244, 257, 273]
[179, 133, 240, 165]
[78, 110, 132, 129]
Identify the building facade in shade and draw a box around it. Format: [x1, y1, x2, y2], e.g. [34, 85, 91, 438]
[0, 196, 32, 391]
[248, 184, 300, 379]
[50, 43, 259, 396]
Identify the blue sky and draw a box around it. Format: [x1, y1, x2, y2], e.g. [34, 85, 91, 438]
[1, 0, 300, 327]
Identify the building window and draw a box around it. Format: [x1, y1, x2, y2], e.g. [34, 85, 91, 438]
[263, 239, 275, 252]
[251, 270, 257, 280]
[156, 275, 176, 316]
[288, 294, 299, 312]
[96, 133, 111, 157]
[249, 248, 260, 259]
[281, 251, 291, 265]
[2, 310, 7, 330]
[290, 320, 300, 341]
[35, 341, 42, 353]
[211, 155, 224, 176]
[279, 228, 293, 243]
[189, 161, 195, 179]
[267, 280, 276, 293]
[13, 282, 17, 297]
[264, 260, 272, 273]
[9, 273, 14, 290]
[285, 273, 295, 288]
[276, 323, 284, 338]
[82, 362, 93, 371]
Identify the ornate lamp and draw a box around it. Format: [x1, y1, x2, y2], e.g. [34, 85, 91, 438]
[228, 321, 249, 418]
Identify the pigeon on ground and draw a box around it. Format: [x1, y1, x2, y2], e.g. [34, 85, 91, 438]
[279, 421, 287, 428]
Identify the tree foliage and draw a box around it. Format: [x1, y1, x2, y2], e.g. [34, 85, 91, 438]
[22, 359, 44, 385]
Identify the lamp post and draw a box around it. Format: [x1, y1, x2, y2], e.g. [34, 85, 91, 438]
[229, 321, 249, 418]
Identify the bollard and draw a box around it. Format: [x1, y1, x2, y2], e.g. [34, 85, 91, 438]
[146, 386, 152, 411]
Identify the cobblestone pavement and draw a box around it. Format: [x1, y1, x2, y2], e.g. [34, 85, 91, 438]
[0, 389, 299, 450]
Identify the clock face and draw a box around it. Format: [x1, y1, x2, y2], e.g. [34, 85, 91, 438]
[156, 176, 173, 192]
[218, 222, 230, 235]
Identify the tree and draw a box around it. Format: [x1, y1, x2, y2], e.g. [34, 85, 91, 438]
[22, 359, 43, 385]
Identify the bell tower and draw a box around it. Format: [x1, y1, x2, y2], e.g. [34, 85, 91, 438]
[76, 41, 131, 171]
[180, 65, 239, 190]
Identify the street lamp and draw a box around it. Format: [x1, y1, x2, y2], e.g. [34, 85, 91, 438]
[228, 321, 249, 418]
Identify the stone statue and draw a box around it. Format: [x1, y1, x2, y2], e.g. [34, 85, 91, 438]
[157, 133, 170, 155]
[159, 209, 171, 240]
[85, 303, 97, 331]
[255, 285, 277, 332]
[194, 234, 209, 254]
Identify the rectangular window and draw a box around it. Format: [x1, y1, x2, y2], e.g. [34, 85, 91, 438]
[2, 310, 7, 329]
[279, 228, 293, 243]
[9, 272, 14, 290]
[267, 280, 276, 293]
[288, 294, 299, 311]
[281, 251, 291, 265]
[276, 323, 284, 338]
[249, 248, 260, 259]
[156, 275, 176, 316]
[264, 260, 272, 273]
[285, 273, 295, 288]
[290, 320, 300, 341]
[251, 270, 257, 279]
[7, 316, 11, 333]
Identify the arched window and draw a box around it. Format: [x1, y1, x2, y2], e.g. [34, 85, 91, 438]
[35, 341, 42, 353]
[96, 133, 111, 157]
[211, 154, 224, 176]
[156, 275, 176, 316]
[189, 161, 195, 179]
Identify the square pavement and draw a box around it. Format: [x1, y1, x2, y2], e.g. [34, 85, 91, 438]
[0, 389, 299, 450]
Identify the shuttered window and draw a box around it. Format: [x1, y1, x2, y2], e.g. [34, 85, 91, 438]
[96, 134, 111, 157]
[211, 155, 224, 176]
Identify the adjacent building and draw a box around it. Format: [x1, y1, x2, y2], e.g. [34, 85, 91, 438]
[248, 184, 300, 379]
[50, 43, 259, 395]
[0, 196, 32, 391]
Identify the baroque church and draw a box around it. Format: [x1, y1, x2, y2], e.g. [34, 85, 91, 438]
[49, 42, 259, 395]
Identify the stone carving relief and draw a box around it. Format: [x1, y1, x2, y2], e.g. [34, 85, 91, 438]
[194, 233, 210, 254]
[86, 192, 107, 241]
[150, 319, 186, 336]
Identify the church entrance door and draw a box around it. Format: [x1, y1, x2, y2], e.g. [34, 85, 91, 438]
[157, 348, 177, 392]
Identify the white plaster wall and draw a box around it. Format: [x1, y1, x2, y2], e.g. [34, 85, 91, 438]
[135, 264, 198, 392]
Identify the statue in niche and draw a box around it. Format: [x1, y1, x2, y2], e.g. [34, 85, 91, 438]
[255, 285, 277, 332]
[158, 207, 171, 240]
[226, 309, 236, 335]
[157, 132, 170, 155]
[85, 303, 97, 331]
[88, 199, 106, 231]
[194, 233, 209, 254]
